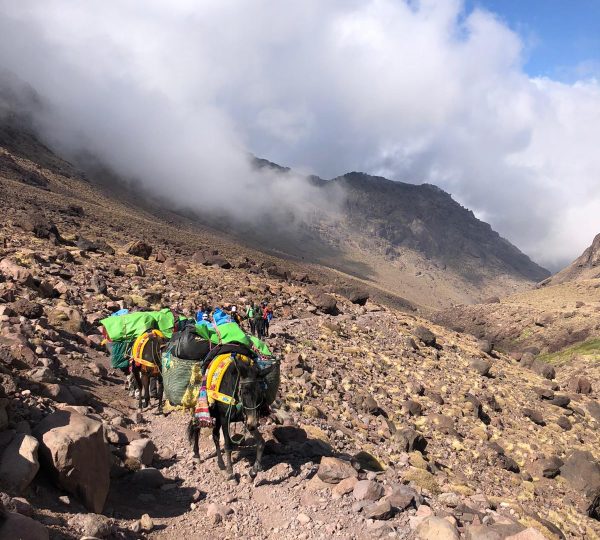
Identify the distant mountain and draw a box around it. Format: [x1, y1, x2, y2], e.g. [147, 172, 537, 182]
[242, 164, 550, 308]
[0, 115, 549, 309]
[541, 233, 600, 285]
[324, 172, 549, 282]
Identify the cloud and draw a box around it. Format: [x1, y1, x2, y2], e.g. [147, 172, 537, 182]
[0, 0, 598, 269]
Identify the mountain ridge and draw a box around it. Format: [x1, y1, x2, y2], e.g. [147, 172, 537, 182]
[1, 117, 549, 309]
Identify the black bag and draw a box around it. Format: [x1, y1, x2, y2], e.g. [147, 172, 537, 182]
[168, 325, 211, 360]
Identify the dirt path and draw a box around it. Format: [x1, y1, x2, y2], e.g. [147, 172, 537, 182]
[116, 402, 406, 540]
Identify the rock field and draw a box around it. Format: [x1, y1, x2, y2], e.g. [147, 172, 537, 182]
[0, 132, 599, 539]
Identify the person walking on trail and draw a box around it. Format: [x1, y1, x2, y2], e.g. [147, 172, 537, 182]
[254, 301, 265, 338]
[261, 301, 273, 337]
[246, 303, 257, 336]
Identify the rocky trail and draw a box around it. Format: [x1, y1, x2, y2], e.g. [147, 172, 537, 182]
[1, 139, 600, 539]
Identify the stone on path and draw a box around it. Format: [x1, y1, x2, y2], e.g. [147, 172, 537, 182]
[33, 410, 110, 513]
[0, 504, 49, 540]
[353, 479, 384, 501]
[505, 528, 547, 540]
[125, 439, 156, 466]
[416, 516, 460, 540]
[560, 450, 600, 498]
[317, 456, 357, 484]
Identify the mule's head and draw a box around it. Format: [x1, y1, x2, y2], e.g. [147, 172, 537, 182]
[235, 358, 262, 431]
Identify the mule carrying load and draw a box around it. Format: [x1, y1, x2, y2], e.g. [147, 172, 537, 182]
[99, 308, 184, 368]
[173, 308, 279, 478]
[162, 308, 278, 410]
[99, 308, 188, 411]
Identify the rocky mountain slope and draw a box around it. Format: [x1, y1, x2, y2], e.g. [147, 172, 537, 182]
[0, 121, 600, 539]
[433, 234, 600, 363]
[543, 233, 600, 286]
[201, 164, 550, 310]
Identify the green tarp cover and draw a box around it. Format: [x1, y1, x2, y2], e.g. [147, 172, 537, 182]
[194, 322, 272, 356]
[100, 308, 177, 341]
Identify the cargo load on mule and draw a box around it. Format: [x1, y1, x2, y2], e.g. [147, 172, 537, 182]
[99, 308, 184, 370]
[99, 308, 190, 410]
[162, 308, 279, 410]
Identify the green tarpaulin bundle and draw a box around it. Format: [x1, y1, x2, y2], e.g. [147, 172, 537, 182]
[257, 357, 280, 405]
[110, 340, 133, 370]
[100, 308, 179, 341]
[194, 322, 272, 356]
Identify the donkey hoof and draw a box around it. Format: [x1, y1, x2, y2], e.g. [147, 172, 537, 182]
[226, 473, 237, 483]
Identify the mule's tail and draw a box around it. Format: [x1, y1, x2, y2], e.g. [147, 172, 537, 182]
[186, 418, 199, 445]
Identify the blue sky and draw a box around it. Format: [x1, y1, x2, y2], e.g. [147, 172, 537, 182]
[466, 0, 600, 80]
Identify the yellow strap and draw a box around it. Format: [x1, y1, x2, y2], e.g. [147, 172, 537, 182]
[131, 329, 165, 367]
[206, 354, 234, 405]
[133, 357, 157, 368]
[205, 353, 254, 405]
[207, 390, 236, 405]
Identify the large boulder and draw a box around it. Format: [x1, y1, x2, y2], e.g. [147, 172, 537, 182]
[531, 359, 555, 380]
[560, 450, 600, 499]
[16, 216, 61, 242]
[47, 306, 84, 334]
[192, 251, 231, 269]
[0, 432, 39, 493]
[125, 439, 156, 466]
[126, 240, 152, 259]
[204, 255, 231, 269]
[570, 376, 592, 394]
[347, 289, 369, 306]
[394, 427, 427, 452]
[413, 326, 436, 347]
[0, 259, 36, 288]
[33, 411, 110, 513]
[416, 517, 460, 540]
[310, 292, 338, 315]
[11, 300, 44, 320]
[353, 479, 384, 501]
[317, 456, 358, 484]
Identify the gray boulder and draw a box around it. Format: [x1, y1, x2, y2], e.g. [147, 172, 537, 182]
[560, 450, 600, 499]
[33, 411, 110, 513]
[0, 433, 39, 494]
[317, 457, 357, 484]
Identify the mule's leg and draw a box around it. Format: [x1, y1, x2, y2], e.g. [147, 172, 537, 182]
[131, 366, 143, 410]
[222, 420, 234, 477]
[193, 426, 200, 460]
[142, 373, 151, 409]
[156, 375, 164, 414]
[249, 428, 266, 478]
[139, 372, 145, 410]
[213, 417, 226, 471]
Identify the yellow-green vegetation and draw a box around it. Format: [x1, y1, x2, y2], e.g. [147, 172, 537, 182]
[538, 338, 600, 366]
[515, 327, 534, 342]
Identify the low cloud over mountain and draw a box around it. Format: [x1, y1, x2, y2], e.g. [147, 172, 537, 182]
[0, 0, 599, 269]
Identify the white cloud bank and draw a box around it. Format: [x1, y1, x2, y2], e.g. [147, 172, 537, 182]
[0, 0, 599, 269]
